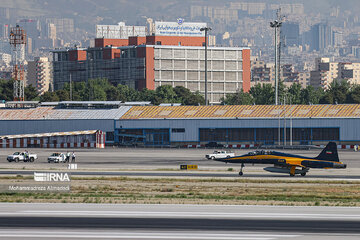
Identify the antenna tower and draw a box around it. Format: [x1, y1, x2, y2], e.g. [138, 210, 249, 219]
[9, 25, 27, 101]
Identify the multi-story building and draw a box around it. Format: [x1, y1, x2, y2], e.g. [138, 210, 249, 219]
[251, 60, 304, 88]
[298, 72, 310, 88]
[27, 57, 53, 94]
[305, 23, 333, 53]
[310, 57, 360, 89]
[310, 58, 337, 89]
[46, 18, 74, 33]
[52, 21, 251, 104]
[251, 60, 271, 84]
[0, 53, 11, 65]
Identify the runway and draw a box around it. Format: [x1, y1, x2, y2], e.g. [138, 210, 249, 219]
[0, 148, 359, 179]
[0, 169, 358, 180]
[0, 203, 359, 239]
[1, 148, 360, 168]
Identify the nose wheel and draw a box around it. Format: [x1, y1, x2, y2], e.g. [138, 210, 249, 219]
[239, 163, 245, 176]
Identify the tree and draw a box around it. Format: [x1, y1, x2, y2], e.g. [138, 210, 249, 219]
[25, 85, 39, 101]
[221, 91, 253, 105]
[105, 85, 121, 101]
[56, 89, 70, 101]
[117, 84, 141, 102]
[0, 79, 13, 101]
[155, 85, 179, 103]
[140, 88, 158, 103]
[287, 83, 302, 104]
[300, 85, 323, 104]
[173, 86, 205, 105]
[348, 85, 360, 103]
[40, 91, 60, 102]
[249, 83, 274, 105]
[87, 78, 109, 101]
[320, 80, 349, 104]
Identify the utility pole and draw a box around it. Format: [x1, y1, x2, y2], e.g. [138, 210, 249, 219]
[200, 26, 212, 106]
[69, 73, 72, 101]
[283, 95, 286, 146]
[270, 9, 283, 105]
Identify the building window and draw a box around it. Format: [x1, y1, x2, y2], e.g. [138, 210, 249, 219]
[156, 41, 162, 45]
[172, 128, 185, 133]
[199, 128, 339, 144]
[106, 132, 114, 141]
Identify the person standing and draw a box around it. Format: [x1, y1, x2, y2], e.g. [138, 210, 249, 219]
[24, 150, 29, 162]
[72, 151, 76, 162]
[66, 151, 71, 162]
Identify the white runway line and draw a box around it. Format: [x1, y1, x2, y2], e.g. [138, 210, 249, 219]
[0, 230, 301, 239]
[7, 210, 360, 220]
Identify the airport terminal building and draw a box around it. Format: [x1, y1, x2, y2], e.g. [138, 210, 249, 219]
[1, 102, 360, 147]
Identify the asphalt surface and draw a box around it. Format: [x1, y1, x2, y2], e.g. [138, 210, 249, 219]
[0, 148, 358, 179]
[0, 169, 358, 180]
[0, 203, 359, 239]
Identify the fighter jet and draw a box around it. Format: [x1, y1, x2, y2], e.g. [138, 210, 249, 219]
[214, 142, 347, 176]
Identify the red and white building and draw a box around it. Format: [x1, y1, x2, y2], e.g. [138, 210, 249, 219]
[52, 20, 250, 104]
[0, 130, 105, 149]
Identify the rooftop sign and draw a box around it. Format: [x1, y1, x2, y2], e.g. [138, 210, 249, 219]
[155, 20, 206, 37]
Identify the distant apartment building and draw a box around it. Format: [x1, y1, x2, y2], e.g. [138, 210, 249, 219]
[251, 60, 307, 88]
[52, 21, 251, 104]
[281, 22, 300, 47]
[46, 18, 74, 33]
[304, 23, 333, 53]
[27, 57, 52, 94]
[310, 57, 360, 89]
[0, 53, 11, 65]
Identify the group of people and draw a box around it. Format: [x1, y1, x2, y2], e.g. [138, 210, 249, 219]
[66, 151, 76, 162]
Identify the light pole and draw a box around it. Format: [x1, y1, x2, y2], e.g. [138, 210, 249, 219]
[270, 20, 282, 105]
[200, 27, 211, 105]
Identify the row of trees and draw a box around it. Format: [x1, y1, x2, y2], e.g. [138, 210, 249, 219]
[1, 78, 205, 106]
[0, 79, 38, 101]
[41, 79, 205, 105]
[1, 78, 360, 105]
[222, 80, 360, 105]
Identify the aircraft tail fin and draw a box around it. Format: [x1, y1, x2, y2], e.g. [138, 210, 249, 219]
[315, 142, 339, 162]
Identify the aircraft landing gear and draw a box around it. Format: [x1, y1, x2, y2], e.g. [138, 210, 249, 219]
[239, 163, 245, 176]
[301, 167, 308, 177]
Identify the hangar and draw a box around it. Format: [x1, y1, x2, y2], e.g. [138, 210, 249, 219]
[0, 101, 360, 147]
[116, 104, 360, 147]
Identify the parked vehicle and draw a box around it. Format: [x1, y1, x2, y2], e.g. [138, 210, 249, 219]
[205, 150, 235, 160]
[7, 152, 37, 162]
[48, 153, 66, 163]
[205, 142, 224, 148]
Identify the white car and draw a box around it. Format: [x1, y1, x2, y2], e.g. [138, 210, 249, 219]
[7, 152, 37, 162]
[205, 150, 235, 160]
[48, 153, 66, 163]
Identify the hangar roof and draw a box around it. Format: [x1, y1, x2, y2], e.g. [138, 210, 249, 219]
[1, 104, 360, 120]
[120, 104, 360, 119]
[0, 106, 131, 120]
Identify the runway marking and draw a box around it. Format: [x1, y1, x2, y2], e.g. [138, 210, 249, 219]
[10, 210, 360, 220]
[0, 230, 301, 239]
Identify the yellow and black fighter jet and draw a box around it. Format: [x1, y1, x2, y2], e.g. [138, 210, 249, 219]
[214, 142, 347, 176]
